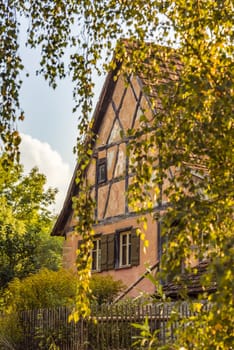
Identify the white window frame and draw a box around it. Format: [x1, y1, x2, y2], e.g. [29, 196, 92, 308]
[91, 238, 101, 272]
[119, 231, 131, 267]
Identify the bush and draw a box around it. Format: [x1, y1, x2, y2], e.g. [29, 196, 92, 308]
[3, 269, 126, 312]
[4, 268, 78, 313]
[90, 274, 126, 305]
[0, 312, 22, 349]
[1, 271, 126, 349]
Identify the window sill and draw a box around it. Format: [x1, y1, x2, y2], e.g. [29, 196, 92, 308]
[115, 264, 132, 270]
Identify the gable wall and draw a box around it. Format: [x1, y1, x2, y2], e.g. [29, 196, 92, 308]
[62, 74, 160, 297]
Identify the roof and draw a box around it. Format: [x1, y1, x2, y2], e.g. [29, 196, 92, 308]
[163, 260, 217, 298]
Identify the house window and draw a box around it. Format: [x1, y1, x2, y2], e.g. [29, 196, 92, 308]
[119, 231, 131, 267]
[97, 158, 107, 184]
[91, 238, 101, 272]
[100, 229, 139, 271]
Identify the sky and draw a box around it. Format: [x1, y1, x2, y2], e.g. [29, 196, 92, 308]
[18, 44, 76, 214]
[18, 31, 105, 214]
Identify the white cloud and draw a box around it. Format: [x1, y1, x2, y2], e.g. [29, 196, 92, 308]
[19, 133, 72, 214]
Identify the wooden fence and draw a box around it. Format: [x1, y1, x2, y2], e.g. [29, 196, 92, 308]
[1, 302, 208, 350]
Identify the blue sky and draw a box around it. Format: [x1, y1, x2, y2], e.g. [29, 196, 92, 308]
[19, 65, 77, 168]
[19, 68, 76, 213]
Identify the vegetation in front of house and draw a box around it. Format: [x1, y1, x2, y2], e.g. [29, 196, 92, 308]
[90, 274, 126, 305]
[0, 154, 126, 348]
[3, 269, 125, 313]
[0, 268, 77, 350]
[0, 270, 126, 348]
[1, 301, 213, 350]
[3, 269, 77, 313]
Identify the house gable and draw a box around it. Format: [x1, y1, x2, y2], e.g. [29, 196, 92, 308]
[51, 45, 181, 237]
[51, 46, 185, 298]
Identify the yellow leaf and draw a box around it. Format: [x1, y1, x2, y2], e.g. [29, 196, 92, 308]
[193, 303, 203, 313]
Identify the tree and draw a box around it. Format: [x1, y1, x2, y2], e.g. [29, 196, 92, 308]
[1, 1, 233, 347]
[0, 155, 62, 290]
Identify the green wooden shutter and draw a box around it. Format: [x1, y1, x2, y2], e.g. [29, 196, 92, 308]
[114, 233, 120, 269]
[101, 233, 115, 271]
[131, 229, 140, 266]
[107, 233, 115, 270]
[101, 235, 108, 271]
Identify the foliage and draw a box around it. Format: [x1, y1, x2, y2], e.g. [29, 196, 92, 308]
[3, 268, 77, 313]
[90, 274, 126, 305]
[35, 230, 63, 272]
[172, 302, 234, 350]
[1, 0, 233, 347]
[132, 317, 161, 350]
[0, 312, 22, 350]
[69, 181, 96, 322]
[0, 156, 62, 290]
[3, 269, 125, 313]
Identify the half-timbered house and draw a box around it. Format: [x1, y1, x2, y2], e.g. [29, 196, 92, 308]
[52, 45, 202, 298]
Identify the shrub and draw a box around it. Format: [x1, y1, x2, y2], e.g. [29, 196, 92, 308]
[90, 274, 126, 305]
[1, 271, 126, 348]
[4, 269, 126, 312]
[0, 312, 22, 349]
[4, 268, 78, 313]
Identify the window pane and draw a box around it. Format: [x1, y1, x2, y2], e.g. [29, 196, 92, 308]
[120, 231, 131, 266]
[92, 238, 101, 271]
[122, 234, 127, 245]
[122, 245, 127, 266]
[129, 234, 131, 244]
[97, 159, 107, 184]
[92, 251, 97, 270]
[93, 240, 97, 250]
[99, 164, 105, 179]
